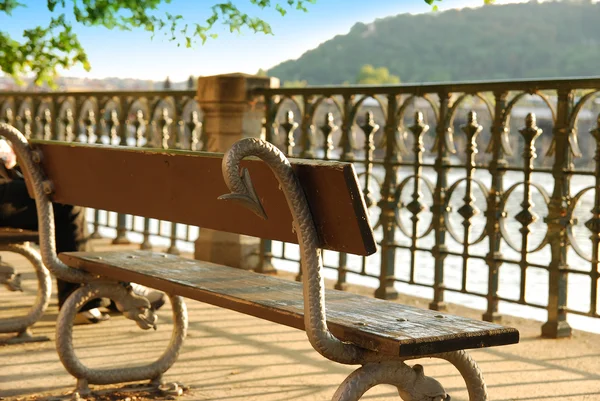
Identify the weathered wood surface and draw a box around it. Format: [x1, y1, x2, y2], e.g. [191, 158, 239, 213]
[60, 250, 519, 357]
[0, 228, 38, 244]
[30, 141, 375, 256]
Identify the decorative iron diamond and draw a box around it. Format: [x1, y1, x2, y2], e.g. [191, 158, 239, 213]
[407, 199, 425, 215]
[458, 204, 480, 220]
[515, 209, 538, 227]
[585, 216, 600, 234]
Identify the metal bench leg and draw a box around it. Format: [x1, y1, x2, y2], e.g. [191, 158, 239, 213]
[0, 243, 51, 344]
[332, 350, 487, 401]
[433, 350, 487, 401]
[332, 361, 449, 401]
[55, 282, 188, 398]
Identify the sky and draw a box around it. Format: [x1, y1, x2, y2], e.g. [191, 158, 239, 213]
[0, 0, 527, 81]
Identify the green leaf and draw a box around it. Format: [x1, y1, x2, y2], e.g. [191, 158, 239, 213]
[0, 0, 469, 86]
[0, 0, 25, 14]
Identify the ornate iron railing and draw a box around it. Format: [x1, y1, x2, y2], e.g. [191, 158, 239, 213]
[0, 88, 204, 254]
[2, 77, 599, 336]
[252, 77, 600, 337]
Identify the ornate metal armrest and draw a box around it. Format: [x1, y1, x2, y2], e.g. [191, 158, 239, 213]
[0, 123, 90, 284]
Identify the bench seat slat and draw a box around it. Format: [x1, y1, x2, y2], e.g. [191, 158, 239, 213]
[0, 228, 39, 244]
[59, 250, 519, 357]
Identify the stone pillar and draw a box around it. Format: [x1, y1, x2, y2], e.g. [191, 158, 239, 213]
[194, 73, 278, 270]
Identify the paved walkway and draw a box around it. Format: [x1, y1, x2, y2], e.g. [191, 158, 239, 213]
[1, 239, 599, 401]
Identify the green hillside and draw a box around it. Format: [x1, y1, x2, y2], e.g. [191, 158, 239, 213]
[266, 1, 600, 85]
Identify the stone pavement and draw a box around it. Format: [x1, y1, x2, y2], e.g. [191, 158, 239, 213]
[1, 239, 599, 401]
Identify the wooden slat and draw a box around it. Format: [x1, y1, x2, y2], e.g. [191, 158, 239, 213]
[0, 228, 38, 244]
[31, 141, 376, 256]
[60, 251, 519, 357]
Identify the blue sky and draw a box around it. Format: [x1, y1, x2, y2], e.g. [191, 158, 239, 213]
[0, 0, 525, 81]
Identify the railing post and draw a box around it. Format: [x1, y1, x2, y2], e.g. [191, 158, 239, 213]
[157, 106, 181, 256]
[90, 108, 117, 239]
[335, 252, 348, 291]
[541, 89, 574, 338]
[457, 111, 483, 294]
[94, 105, 103, 144]
[128, 109, 153, 251]
[483, 91, 509, 323]
[2, 107, 14, 125]
[360, 111, 379, 210]
[187, 110, 203, 151]
[335, 96, 356, 291]
[281, 110, 298, 156]
[62, 108, 75, 142]
[107, 109, 119, 145]
[82, 109, 95, 143]
[320, 112, 337, 161]
[407, 111, 429, 284]
[429, 92, 451, 311]
[257, 239, 276, 274]
[300, 97, 316, 158]
[256, 94, 277, 274]
[113, 96, 131, 245]
[194, 73, 279, 270]
[112, 213, 130, 246]
[51, 100, 61, 141]
[339, 94, 356, 162]
[587, 114, 600, 319]
[40, 108, 52, 141]
[30, 98, 40, 139]
[22, 107, 33, 139]
[84, 106, 102, 239]
[134, 110, 146, 147]
[375, 94, 400, 300]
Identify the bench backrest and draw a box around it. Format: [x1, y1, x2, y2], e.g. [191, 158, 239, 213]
[29, 140, 377, 256]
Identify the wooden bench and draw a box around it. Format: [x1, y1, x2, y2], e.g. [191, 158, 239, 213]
[0, 227, 51, 344]
[0, 122, 519, 401]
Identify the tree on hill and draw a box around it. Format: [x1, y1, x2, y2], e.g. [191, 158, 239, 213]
[267, 1, 600, 84]
[355, 64, 400, 85]
[283, 79, 308, 87]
